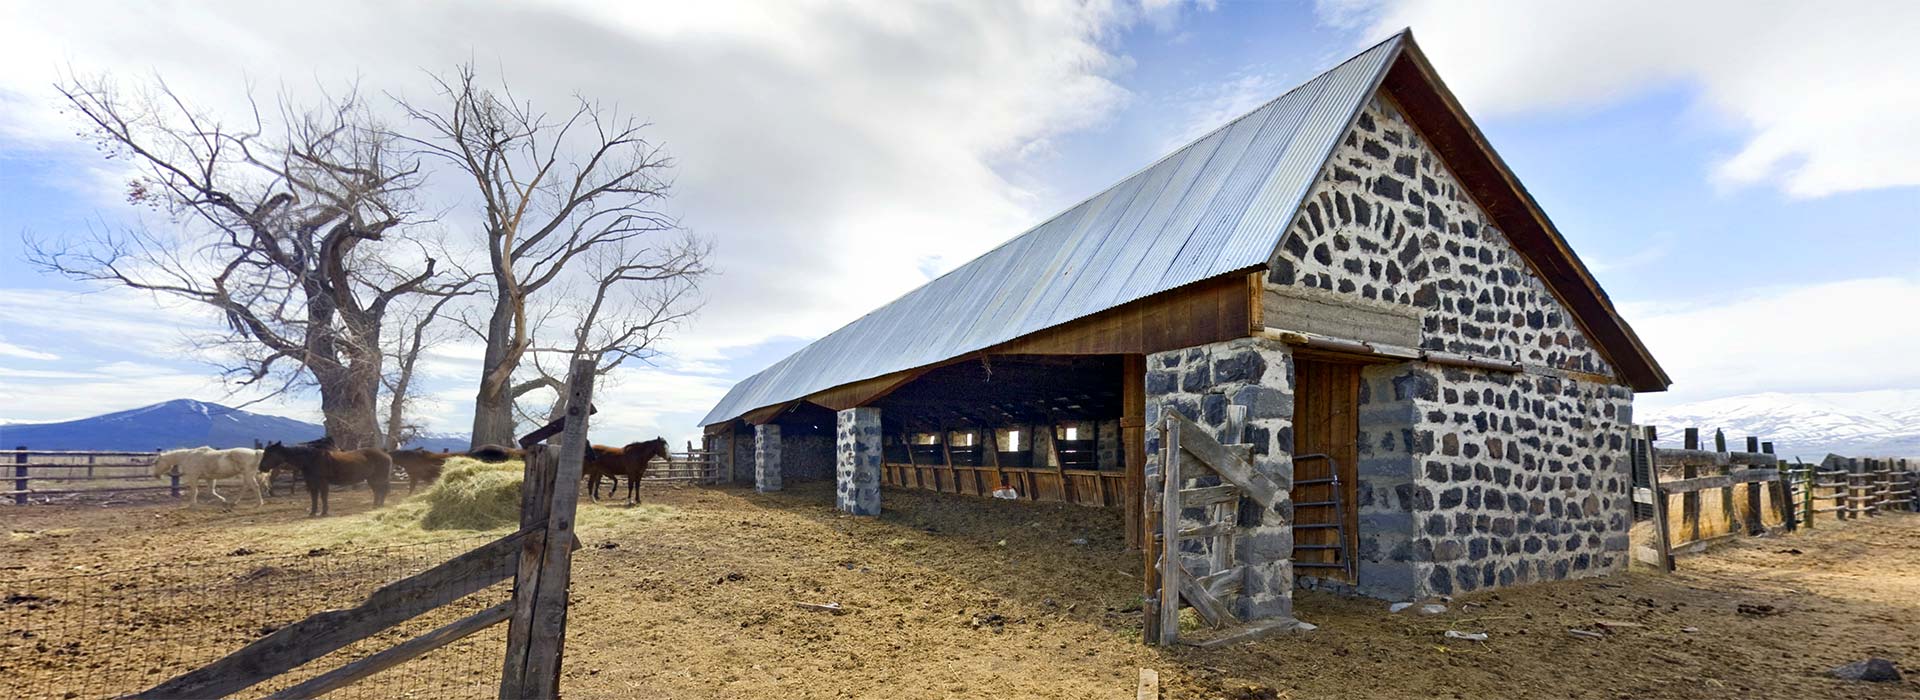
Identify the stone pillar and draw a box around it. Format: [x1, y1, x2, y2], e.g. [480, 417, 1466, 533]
[754, 424, 782, 493]
[1143, 336, 1297, 622]
[835, 407, 882, 516]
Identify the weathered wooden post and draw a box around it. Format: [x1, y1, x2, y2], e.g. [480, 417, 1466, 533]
[1681, 428, 1700, 541]
[500, 356, 595, 700]
[161, 447, 180, 498]
[1643, 427, 1673, 572]
[14, 445, 27, 505]
[1764, 442, 1792, 531]
[1743, 436, 1764, 534]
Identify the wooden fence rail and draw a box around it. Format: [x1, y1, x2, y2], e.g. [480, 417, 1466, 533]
[1632, 428, 1789, 569]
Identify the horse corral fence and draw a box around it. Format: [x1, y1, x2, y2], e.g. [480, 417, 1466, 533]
[1629, 426, 1919, 570]
[4, 442, 720, 507]
[4, 448, 174, 504]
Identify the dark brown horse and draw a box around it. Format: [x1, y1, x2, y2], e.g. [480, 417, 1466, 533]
[389, 449, 451, 494]
[583, 445, 627, 501]
[584, 439, 669, 504]
[259, 442, 393, 517]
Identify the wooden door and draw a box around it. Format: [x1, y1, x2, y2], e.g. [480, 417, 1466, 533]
[1291, 359, 1361, 582]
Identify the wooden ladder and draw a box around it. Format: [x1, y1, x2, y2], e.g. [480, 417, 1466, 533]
[1288, 453, 1351, 581]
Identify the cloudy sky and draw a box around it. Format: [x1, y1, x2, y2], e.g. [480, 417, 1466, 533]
[1, 0, 1917, 447]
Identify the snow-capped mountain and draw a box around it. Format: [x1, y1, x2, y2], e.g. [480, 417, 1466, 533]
[1636, 391, 1920, 461]
[0, 399, 469, 452]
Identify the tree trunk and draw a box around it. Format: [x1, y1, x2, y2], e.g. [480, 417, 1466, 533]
[317, 364, 383, 451]
[471, 295, 520, 448]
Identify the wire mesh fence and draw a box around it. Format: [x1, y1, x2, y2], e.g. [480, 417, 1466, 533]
[1, 534, 510, 699]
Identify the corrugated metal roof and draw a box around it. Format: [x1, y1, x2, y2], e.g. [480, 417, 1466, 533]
[700, 34, 1404, 427]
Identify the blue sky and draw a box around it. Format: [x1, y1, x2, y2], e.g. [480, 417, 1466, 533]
[1, 0, 1917, 446]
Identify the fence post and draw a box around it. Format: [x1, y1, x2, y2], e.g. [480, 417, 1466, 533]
[1742, 436, 1763, 534]
[163, 448, 180, 498]
[1643, 427, 1674, 572]
[14, 445, 27, 505]
[500, 357, 595, 700]
[1764, 442, 1792, 532]
[1681, 428, 1701, 541]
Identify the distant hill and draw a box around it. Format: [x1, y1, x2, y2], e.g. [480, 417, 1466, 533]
[1637, 391, 1920, 461]
[0, 399, 469, 452]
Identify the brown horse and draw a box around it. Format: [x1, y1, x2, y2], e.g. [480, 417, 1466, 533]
[584, 439, 669, 504]
[389, 449, 451, 494]
[583, 445, 627, 501]
[259, 442, 393, 517]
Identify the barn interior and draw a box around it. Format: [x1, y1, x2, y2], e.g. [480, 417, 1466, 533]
[868, 354, 1130, 508]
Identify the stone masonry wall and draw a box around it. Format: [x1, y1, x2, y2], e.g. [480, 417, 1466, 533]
[1399, 367, 1632, 596]
[1144, 337, 1296, 621]
[782, 432, 834, 482]
[1268, 93, 1612, 377]
[723, 429, 755, 485]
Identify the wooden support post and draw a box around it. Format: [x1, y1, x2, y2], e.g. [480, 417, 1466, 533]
[983, 423, 1005, 494]
[1682, 428, 1700, 542]
[1157, 415, 1181, 647]
[1092, 421, 1110, 507]
[1764, 442, 1793, 531]
[1643, 428, 1674, 572]
[939, 424, 956, 493]
[1799, 458, 1814, 528]
[15, 445, 27, 505]
[1742, 436, 1764, 534]
[1049, 423, 1072, 504]
[1123, 355, 1146, 550]
[500, 357, 595, 700]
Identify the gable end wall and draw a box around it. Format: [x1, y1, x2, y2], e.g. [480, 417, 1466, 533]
[1268, 92, 1613, 378]
[1270, 91, 1636, 599]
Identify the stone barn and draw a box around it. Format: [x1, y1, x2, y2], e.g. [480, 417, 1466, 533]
[701, 30, 1670, 624]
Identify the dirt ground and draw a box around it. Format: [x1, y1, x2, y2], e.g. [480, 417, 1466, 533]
[2, 481, 1916, 699]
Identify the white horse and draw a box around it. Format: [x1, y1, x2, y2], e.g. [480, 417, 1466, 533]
[153, 447, 266, 506]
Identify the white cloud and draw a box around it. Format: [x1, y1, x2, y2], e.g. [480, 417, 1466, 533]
[1158, 69, 1286, 152]
[0, 0, 1208, 429]
[0, 288, 216, 355]
[0, 361, 309, 425]
[1624, 276, 1920, 411]
[0, 339, 58, 361]
[1319, 0, 1920, 197]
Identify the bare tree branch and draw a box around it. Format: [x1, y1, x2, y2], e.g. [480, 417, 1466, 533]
[26, 73, 460, 448]
[395, 63, 707, 445]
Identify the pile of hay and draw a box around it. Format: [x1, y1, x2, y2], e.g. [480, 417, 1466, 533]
[377, 457, 525, 531]
[368, 456, 677, 533]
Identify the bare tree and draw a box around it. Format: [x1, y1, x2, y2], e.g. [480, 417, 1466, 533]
[397, 64, 707, 447]
[29, 76, 461, 449]
[512, 238, 709, 426]
[380, 278, 476, 448]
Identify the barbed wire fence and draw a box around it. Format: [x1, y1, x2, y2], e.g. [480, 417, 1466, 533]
[1, 534, 510, 699]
